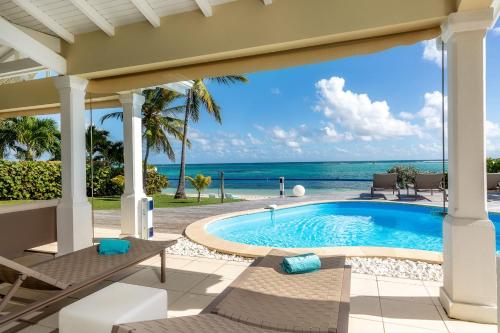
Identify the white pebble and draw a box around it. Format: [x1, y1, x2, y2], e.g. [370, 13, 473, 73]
[166, 237, 443, 281]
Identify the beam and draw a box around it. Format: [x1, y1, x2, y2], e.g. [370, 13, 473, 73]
[262, 0, 272, 5]
[11, 0, 74, 43]
[68, 0, 115, 36]
[0, 16, 66, 74]
[0, 49, 16, 63]
[130, 0, 160, 27]
[194, 0, 213, 17]
[0, 58, 44, 79]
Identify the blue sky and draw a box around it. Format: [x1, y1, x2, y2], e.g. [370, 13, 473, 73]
[77, 25, 500, 164]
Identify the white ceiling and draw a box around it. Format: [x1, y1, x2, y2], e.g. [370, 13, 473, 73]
[0, 0, 235, 37]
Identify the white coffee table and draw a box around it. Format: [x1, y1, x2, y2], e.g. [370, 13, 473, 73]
[59, 282, 167, 333]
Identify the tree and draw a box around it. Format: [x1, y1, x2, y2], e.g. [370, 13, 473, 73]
[86, 125, 123, 167]
[186, 174, 212, 202]
[0, 119, 17, 159]
[101, 88, 187, 184]
[0, 116, 60, 161]
[174, 76, 248, 199]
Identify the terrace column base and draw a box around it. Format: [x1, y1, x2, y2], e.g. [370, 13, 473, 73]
[56, 200, 93, 255]
[439, 215, 497, 324]
[120, 193, 145, 238]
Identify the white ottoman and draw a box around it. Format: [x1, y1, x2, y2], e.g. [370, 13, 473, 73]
[59, 282, 167, 333]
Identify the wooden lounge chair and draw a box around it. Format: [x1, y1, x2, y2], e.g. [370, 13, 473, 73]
[113, 250, 351, 333]
[487, 173, 500, 191]
[371, 173, 400, 198]
[406, 173, 444, 197]
[0, 237, 176, 327]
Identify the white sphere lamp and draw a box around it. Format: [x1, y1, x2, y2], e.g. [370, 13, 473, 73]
[293, 185, 305, 197]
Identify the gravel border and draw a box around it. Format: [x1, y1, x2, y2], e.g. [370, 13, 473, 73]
[167, 237, 443, 281]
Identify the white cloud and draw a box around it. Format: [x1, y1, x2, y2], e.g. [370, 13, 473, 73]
[315, 76, 422, 141]
[270, 88, 281, 95]
[254, 124, 265, 131]
[335, 147, 349, 153]
[399, 112, 415, 120]
[418, 143, 441, 154]
[422, 39, 445, 67]
[247, 133, 262, 145]
[486, 120, 500, 138]
[417, 91, 447, 129]
[231, 138, 246, 146]
[321, 125, 353, 142]
[270, 126, 304, 153]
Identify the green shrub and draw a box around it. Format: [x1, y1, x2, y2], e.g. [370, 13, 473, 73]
[487, 158, 500, 173]
[0, 160, 61, 200]
[86, 163, 122, 197]
[145, 168, 168, 195]
[386, 165, 422, 188]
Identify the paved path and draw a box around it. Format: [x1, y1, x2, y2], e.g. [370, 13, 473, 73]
[95, 190, 500, 234]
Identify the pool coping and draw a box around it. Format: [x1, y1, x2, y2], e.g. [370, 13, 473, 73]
[184, 199, 445, 264]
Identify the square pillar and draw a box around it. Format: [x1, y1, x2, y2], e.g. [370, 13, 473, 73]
[119, 92, 146, 237]
[439, 8, 497, 324]
[53, 76, 93, 255]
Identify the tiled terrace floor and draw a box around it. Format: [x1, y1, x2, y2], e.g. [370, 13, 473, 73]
[1, 251, 497, 333]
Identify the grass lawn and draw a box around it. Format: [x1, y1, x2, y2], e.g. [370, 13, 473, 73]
[0, 194, 241, 210]
[90, 194, 241, 210]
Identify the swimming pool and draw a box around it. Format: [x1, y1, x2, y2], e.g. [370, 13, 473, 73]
[205, 202, 500, 253]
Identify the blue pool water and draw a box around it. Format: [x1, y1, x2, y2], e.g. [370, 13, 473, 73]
[207, 202, 500, 252]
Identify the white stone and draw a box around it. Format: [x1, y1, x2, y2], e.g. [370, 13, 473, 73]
[293, 185, 305, 197]
[53, 76, 92, 255]
[59, 282, 167, 333]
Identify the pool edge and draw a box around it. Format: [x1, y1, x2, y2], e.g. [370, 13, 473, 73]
[184, 199, 444, 264]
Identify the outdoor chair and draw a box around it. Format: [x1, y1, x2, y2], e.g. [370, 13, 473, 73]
[487, 173, 500, 191]
[0, 237, 176, 327]
[406, 173, 444, 197]
[113, 250, 351, 333]
[370, 173, 400, 198]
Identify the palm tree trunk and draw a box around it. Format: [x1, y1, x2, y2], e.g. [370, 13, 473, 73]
[174, 111, 189, 199]
[197, 191, 201, 202]
[143, 138, 150, 193]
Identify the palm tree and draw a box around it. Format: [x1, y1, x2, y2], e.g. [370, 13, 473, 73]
[174, 76, 248, 199]
[86, 125, 123, 167]
[186, 174, 212, 202]
[101, 87, 188, 184]
[1, 116, 60, 160]
[0, 119, 17, 159]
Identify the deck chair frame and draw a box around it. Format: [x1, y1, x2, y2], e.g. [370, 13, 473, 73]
[0, 239, 172, 327]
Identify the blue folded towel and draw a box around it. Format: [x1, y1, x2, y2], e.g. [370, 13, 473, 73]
[281, 253, 321, 274]
[98, 238, 131, 256]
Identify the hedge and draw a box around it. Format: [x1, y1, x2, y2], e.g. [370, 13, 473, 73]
[0, 160, 168, 200]
[0, 161, 62, 200]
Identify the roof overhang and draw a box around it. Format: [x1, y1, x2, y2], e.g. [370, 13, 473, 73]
[1, 0, 497, 116]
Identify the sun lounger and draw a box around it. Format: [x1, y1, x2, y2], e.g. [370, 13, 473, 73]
[113, 250, 351, 333]
[371, 173, 400, 198]
[407, 173, 444, 197]
[0, 237, 176, 326]
[487, 173, 500, 191]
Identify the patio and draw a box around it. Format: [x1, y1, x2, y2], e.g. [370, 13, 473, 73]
[0, 227, 497, 333]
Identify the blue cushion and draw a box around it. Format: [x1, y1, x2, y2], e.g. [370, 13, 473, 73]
[281, 253, 321, 274]
[98, 239, 131, 256]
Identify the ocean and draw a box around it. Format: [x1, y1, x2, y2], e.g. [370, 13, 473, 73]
[156, 160, 446, 197]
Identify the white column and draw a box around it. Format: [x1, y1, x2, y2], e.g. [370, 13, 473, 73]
[53, 76, 93, 255]
[119, 92, 146, 237]
[439, 8, 497, 324]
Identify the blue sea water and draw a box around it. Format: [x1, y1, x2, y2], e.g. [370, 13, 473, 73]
[207, 202, 500, 252]
[156, 160, 446, 196]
